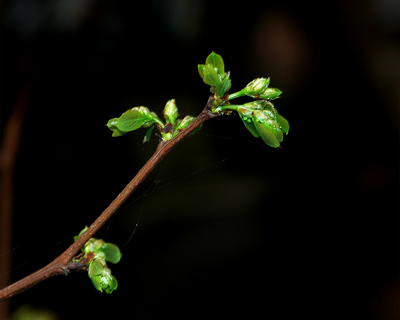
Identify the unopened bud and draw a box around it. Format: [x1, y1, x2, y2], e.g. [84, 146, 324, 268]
[163, 99, 179, 126]
[243, 78, 270, 95]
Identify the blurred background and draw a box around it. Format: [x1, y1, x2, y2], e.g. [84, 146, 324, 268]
[1, 0, 398, 319]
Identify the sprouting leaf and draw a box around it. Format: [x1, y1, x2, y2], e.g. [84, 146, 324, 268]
[269, 120, 283, 142]
[99, 243, 122, 264]
[238, 113, 259, 138]
[203, 64, 221, 87]
[215, 77, 231, 97]
[74, 226, 88, 242]
[253, 120, 281, 148]
[198, 64, 205, 79]
[91, 274, 103, 292]
[205, 52, 225, 75]
[242, 78, 270, 95]
[117, 108, 154, 132]
[175, 115, 195, 131]
[89, 259, 105, 277]
[163, 99, 179, 126]
[106, 118, 128, 137]
[143, 125, 154, 143]
[276, 114, 289, 134]
[110, 275, 118, 291]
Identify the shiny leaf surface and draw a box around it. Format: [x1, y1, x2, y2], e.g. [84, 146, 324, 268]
[205, 52, 224, 75]
[117, 108, 154, 132]
[253, 120, 281, 148]
[99, 243, 122, 264]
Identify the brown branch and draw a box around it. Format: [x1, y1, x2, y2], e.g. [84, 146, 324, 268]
[0, 96, 218, 301]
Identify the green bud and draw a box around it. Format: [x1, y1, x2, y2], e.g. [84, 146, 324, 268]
[175, 115, 195, 131]
[163, 99, 179, 126]
[74, 226, 89, 242]
[243, 78, 270, 95]
[90, 264, 118, 294]
[259, 87, 282, 100]
[243, 100, 269, 110]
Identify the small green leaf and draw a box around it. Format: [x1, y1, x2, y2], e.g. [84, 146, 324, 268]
[117, 107, 154, 132]
[276, 114, 289, 134]
[269, 119, 283, 142]
[110, 275, 118, 291]
[163, 99, 179, 126]
[74, 226, 88, 242]
[91, 275, 103, 292]
[198, 64, 205, 79]
[253, 119, 281, 148]
[205, 52, 224, 75]
[106, 119, 128, 137]
[203, 65, 221, 87]
[239, 113, 259, 138]
[89, 259, 105, 277]
[215, 77, 231, 97]
[99, 243, 122, 264]
[106, 118, 119, 130]
[143, 125, 154, 143]
[175, 115, 195, 131]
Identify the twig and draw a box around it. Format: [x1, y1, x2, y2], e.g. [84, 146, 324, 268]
[0, 96, 217, 301]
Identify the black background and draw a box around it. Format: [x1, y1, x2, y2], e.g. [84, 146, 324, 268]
[1, 0, 399, 319]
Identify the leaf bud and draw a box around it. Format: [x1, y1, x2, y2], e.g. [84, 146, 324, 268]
[258, 87, 282, 100]
[242, 78, 270, 95]
[163, 99, 179, 126]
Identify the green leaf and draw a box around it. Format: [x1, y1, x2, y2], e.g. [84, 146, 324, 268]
[239, 113, 259, 138]
[91, 275, 103, 292]
[105, 275, 118, 294]
[99, 243, 122, 264]
[215, 77, 231, 97]
[203, 64, 221, 87]
[89, 259, 105, 277]
[205, 52, 224, 75]
[276, 114, 289, 134]
[198, 64, 205, 79]
[117, 108, 154, 132]
[163, 99, 179, 126]
[269, 119, 283, 142]
[175, 115, 195, 131]
[253, 120, 281, 148]
[106, 118, 128, 137]
[74, 226, 88, 242]
[143, 125, 154, 143]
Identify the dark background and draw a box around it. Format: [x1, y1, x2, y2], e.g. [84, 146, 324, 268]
[1, 0, 398, 319]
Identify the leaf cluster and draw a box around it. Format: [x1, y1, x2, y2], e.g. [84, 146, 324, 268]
[107, 100, 199, 143]
[236, 101, 289, 148]
[198, 52, 232, 98]
[106, 52, 289, 148]
[72, 227, 122, 294]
